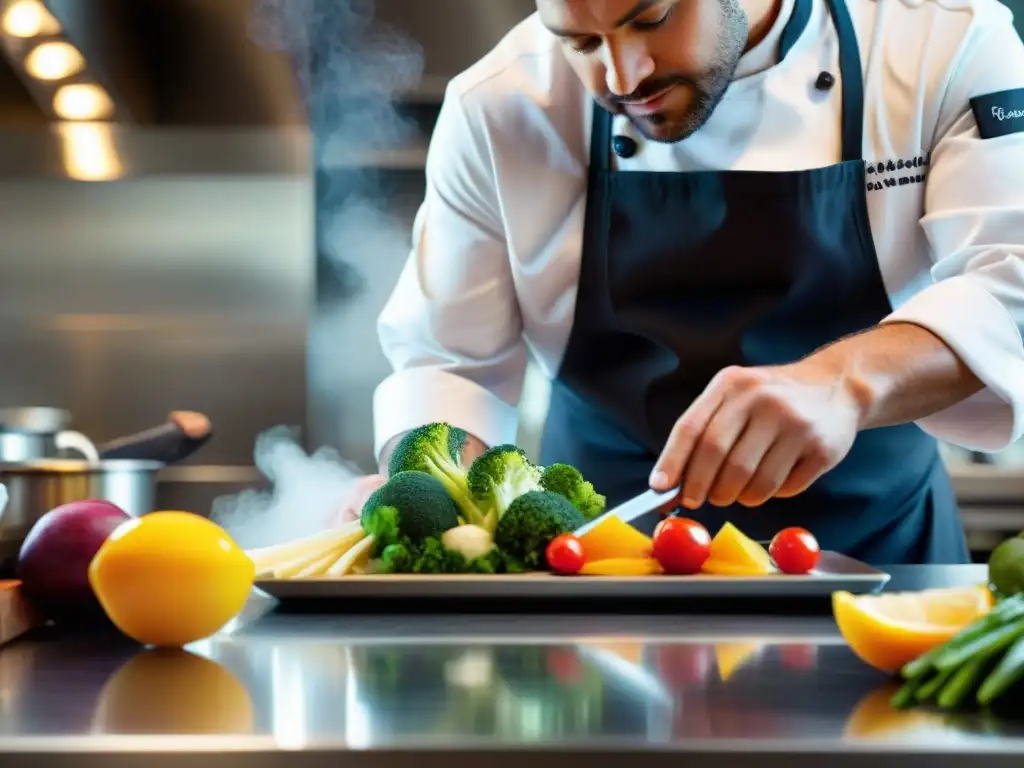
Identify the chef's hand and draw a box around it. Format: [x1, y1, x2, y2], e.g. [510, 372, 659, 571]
[333, 474, 387, 525]
[649, 362, 863, 509]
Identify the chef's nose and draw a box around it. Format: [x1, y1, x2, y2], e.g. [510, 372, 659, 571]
[603, 39, 655, 97]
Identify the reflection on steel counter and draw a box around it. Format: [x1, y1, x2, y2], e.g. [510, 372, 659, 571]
[3, 593, 1024, 758]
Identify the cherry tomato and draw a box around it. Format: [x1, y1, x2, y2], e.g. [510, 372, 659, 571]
[769, 527, 821, 574]
[652, 517, 712, 575]
[655, 645, 714, 686]
[780, 644, 818, 671]
[546, 648, 584, 684]
[546, 534, 585, 574]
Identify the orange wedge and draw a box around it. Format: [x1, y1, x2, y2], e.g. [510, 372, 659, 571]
[701, 522, 774, 575]
[578, 557, 663, 576]
[702, 559, 775, 576]
[714, 642, 763, 681]
[577, 517, 653, 562]
[843, 683, 949, 739]
[832, 585, 994, 674]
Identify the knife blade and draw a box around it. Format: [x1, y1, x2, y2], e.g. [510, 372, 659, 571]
[573, 487, 681, 537]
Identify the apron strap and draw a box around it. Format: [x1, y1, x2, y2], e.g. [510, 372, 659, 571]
[589, 99, 613, 173]
[824, 0, 865, 162]
[778, 0, 813, 59]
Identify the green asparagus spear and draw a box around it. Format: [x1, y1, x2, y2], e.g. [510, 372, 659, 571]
[891, 676, 926, 709]
[977, 634, 1024, 706]
[902, 594, 1024, 680]
[934, 617, 1024, 671]
[902, 645, 947, 681]
[916, 666, 956, 702]
[937, 649, 998, 709]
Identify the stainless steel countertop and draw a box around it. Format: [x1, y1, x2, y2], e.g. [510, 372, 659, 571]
[0, 565, 1022, 768]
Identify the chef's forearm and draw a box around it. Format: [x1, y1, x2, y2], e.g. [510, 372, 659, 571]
[811, 321, 985, 430]
[377, 429, 489, 475]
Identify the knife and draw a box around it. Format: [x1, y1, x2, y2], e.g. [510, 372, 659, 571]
[574, 487, 681, 537]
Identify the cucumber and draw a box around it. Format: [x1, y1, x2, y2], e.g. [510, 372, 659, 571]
[977, 635, 1024, 706]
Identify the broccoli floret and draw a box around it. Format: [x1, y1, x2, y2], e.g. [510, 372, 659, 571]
[361, 471, 460, 549]
[411, 538, 470, 574]
[388, 423, 488, 527]
[467, 444, 543, 531]
[379, 540, 414, 572]
[374, 535, 524, 575]
[361, 505, 402, 551]
[494, 490, 586, 570]
[539, 463, 607, 520]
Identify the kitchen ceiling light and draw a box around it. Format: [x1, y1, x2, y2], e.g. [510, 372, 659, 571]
[2, 0, 61, 38]
[58, 122, 124, 181]
[53, 83, 114, 120]
[25, 40, 84, 80]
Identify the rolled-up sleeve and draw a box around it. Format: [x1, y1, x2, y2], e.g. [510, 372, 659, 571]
[881, 9, 1024, 452]
[372, 84, 525, 459]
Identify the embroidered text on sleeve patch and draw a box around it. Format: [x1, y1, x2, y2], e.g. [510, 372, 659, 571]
[970, 88, 1024, 139]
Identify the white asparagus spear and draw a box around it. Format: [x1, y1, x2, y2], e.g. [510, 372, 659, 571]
[294, 548, 345, 579]
[294, 530, 368, 578]
[274, 545, 338, 579]
[246, 522, 362, 574]
[325, 534, 375, 577]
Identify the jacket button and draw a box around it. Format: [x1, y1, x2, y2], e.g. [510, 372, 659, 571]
[815, 71, 836, 90]
[612, 135, 637, 158]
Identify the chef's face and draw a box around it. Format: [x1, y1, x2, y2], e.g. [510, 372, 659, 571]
[537, 0, 748, 142]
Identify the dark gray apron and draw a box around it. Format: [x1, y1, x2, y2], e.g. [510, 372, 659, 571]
[539, 0, 970, 565]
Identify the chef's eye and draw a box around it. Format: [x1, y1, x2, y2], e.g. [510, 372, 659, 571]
[567, 2, 675, 54]
[570, 36, 601, 54]
[633, 3, 676, 30]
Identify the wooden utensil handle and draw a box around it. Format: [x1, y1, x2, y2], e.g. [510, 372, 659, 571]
[0, 581, 43, 646]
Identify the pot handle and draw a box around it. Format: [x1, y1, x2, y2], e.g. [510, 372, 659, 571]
[98, 411, 212, 465]
[54, 430, 101, 463]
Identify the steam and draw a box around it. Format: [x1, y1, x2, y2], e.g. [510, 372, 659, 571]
[211, 427, 364, 549]
[210, 0, 425, 547]
[248, 0, 424, 158]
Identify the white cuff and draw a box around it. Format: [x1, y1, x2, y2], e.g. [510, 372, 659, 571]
[372, 367, 520, 461]
[881, 276, 1024, 451]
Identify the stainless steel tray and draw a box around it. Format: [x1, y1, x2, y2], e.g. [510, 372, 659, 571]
[254, 550, 890, 601]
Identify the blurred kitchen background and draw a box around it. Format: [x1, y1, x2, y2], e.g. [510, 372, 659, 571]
[0, 0, 1021, 561]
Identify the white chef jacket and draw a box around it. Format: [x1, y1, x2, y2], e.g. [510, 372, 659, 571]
[373, 0, 1024, 461]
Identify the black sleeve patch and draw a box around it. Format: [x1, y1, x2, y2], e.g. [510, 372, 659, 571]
[970, 88, 1024, 139]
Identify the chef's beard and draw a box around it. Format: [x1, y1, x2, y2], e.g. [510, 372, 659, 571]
[610, 0, 749, 143]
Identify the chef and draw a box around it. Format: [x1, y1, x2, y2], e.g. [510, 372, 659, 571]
[342, 0, 1024, 564]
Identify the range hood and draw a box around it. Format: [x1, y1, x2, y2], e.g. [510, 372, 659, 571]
[0, 0, 305, 126]
[0, 0, 535, 176]
[0, 0, 535, 129]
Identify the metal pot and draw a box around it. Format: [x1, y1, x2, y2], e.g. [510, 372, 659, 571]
[0, 459, 163, 568]
[0, 408, 100, 463]
[0, 414, 212, 572]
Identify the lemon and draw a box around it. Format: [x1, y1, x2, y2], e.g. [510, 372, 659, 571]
[93, 648, 254, 734]
[89, 511, 254, 647]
